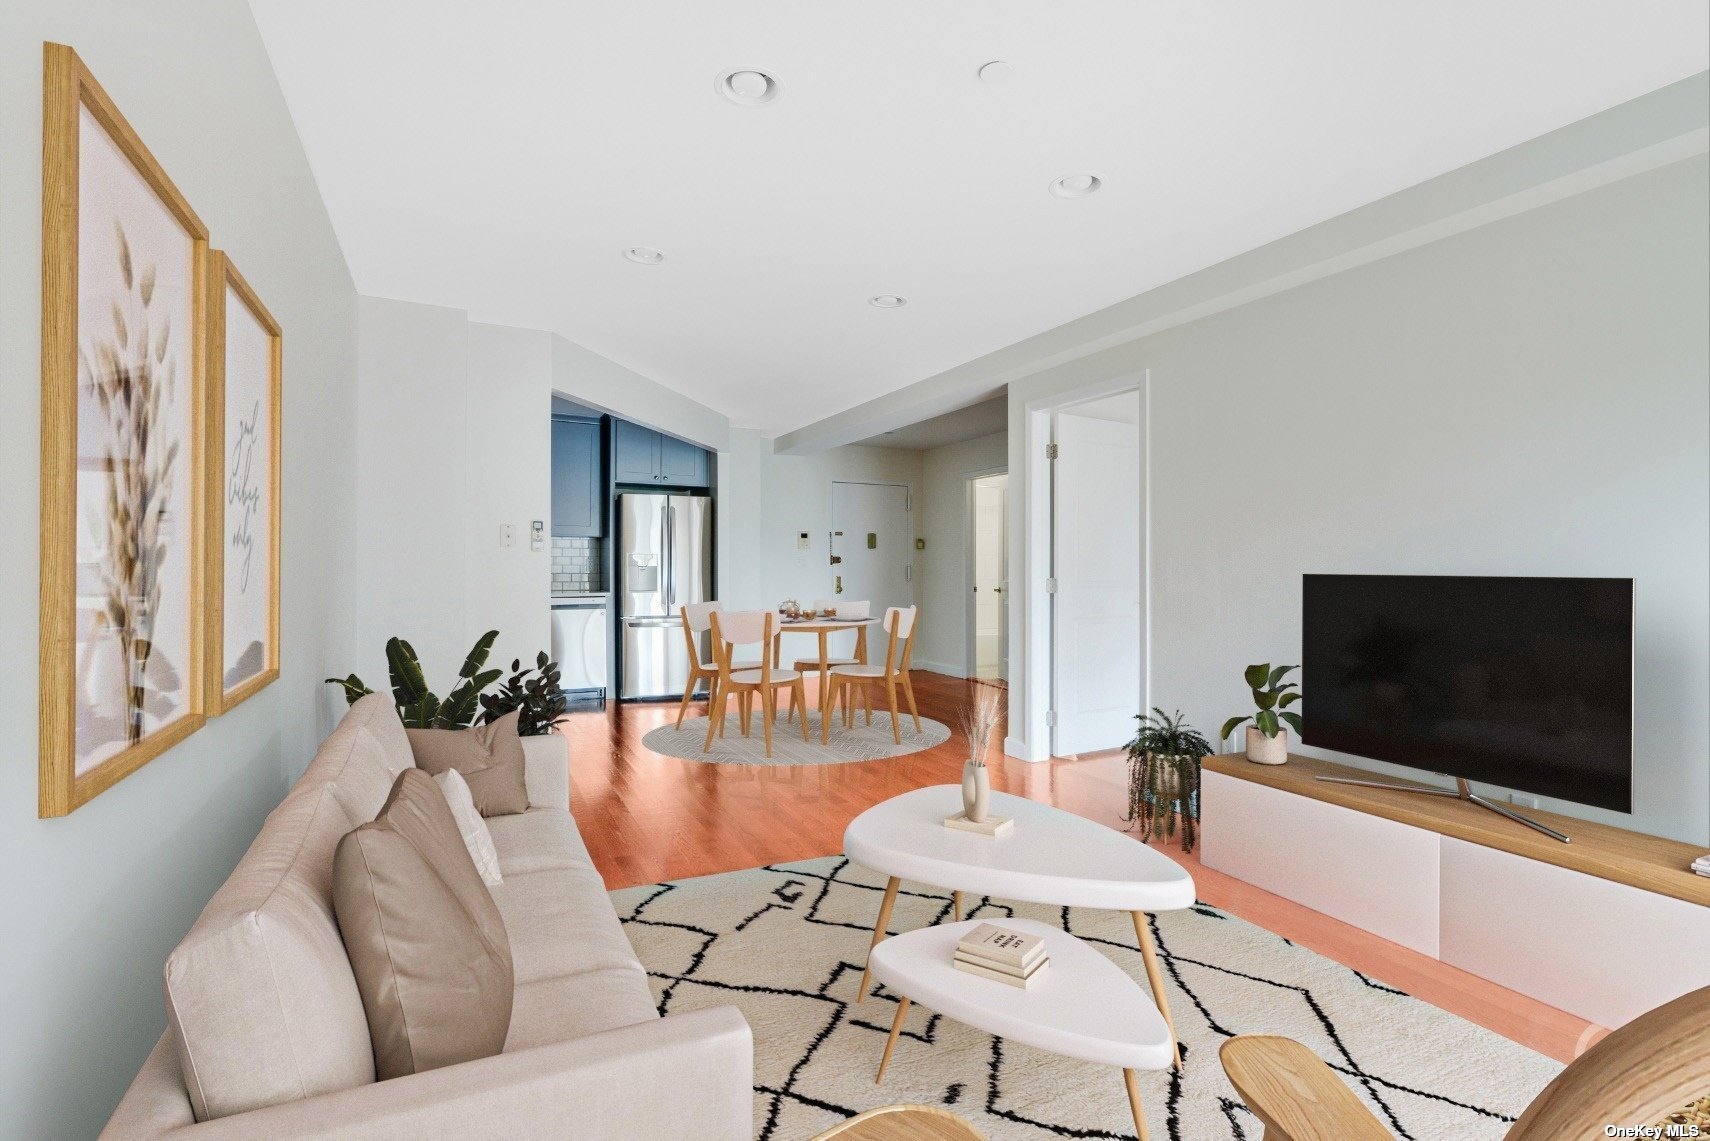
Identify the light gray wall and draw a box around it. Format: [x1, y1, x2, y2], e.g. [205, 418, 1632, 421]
[353, 299, 555, 705]
[1008, 154, 1710, 844]
[0, 3, 361, 1135]
[915, 432, 1008, 675]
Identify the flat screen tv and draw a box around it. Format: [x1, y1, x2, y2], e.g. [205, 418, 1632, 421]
[1302, 575, 1633, 814]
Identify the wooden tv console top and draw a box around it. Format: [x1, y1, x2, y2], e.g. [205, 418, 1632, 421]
[1203, 752, 1710, 907]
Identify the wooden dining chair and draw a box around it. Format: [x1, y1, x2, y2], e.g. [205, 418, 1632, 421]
[677, 602, 764, 730]
[827, 606, 920, 745]
[704, 610, 810, 757]
[790, 599, 870, 673]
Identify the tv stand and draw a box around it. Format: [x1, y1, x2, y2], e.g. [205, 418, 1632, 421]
[1200, 752, 1710, 1029]
[1316, 773, 1571, 843]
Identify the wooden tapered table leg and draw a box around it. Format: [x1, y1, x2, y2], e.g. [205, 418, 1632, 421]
[874, 996, 911, 1084]
[1131, 911, 1181, 1071]
[952, 890, 963, 922]
[1122, 1068, 1150, 1141]
[857, 876, 901, 1002]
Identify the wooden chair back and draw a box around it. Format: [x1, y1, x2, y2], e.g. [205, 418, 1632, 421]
[680, 601, 723, 663]
[879, 606, 918, 677]
[708, 609, 774, 685]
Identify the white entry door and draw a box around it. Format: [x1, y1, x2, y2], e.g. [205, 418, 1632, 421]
[830, 482, 913, 656]
[1051, 405, 1142, 755]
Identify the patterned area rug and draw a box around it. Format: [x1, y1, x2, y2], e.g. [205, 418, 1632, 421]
[641, 711, 950, 764]
[612, 857, 1561, 1140]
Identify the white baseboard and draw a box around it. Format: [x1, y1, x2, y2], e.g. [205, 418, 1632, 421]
[1004, 735, 1047, 762]
[911, 659, 965, 677]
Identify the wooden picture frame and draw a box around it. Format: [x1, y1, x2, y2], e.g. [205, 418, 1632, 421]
[40, 43, 209, 817]
[204, 251, 281, 713]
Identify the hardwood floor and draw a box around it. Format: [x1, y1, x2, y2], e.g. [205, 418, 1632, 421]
[557, 670, 1600, 1064]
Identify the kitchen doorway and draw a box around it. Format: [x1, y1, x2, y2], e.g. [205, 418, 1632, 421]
[967, 472, 1008, 682]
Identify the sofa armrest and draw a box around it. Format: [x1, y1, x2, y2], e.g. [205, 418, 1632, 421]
[521, 731, 569, 810]
[106, 1006, 752, 1140]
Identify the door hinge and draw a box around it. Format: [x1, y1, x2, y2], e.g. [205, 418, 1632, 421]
[1046, 710, 1058, 727]
[1045, 442, 1059, 460]
[1045, 577, 1058, 594]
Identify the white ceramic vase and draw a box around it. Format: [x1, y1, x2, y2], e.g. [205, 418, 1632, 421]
[1246, 726, 1289, 765]
[962, 761, 990, 823]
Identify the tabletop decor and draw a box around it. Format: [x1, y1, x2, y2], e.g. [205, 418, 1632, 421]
[1123, 708, 1214, 852]
[1222, 662, 1304, 765]
[204, 250, 281, 714]
[39, 43, 212, 816]
[957, 686, 1002, 823]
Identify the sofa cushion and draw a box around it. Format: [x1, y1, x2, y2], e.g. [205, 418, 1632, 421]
[489, 867, 643, 985]
[301, 692, 415, 824]
[407, 711, 529, 816]
[484, 806, 596, 877]
[433, 767, 504, 887]
[334, 770, 514, 1081]
[164, 782, 375, 1121]
[504, 968, 659, 1053]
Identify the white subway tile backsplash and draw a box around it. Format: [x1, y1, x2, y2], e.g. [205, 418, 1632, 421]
[551, 535, 604, 593]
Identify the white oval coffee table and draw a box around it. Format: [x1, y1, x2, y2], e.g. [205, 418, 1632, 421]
[844, 785, 1195, 1069]
[870, 918, 1172, 1140]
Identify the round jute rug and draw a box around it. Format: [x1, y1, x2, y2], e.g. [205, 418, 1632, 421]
[642, 709, 950, 765]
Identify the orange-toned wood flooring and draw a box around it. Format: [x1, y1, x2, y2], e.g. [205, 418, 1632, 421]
[556, 670, 1601, 1064]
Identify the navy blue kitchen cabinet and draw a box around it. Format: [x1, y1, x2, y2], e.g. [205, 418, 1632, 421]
[551, 416, 603, 537]
[611, 419, 711, 488]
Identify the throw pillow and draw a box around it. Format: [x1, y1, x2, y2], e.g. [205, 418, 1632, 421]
[432, 767, 504, 887]
[333, 769, 513, 1080]
[406, 711, 528, 816]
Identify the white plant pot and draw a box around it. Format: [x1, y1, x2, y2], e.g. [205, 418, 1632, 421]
[1246, 726, 1289, 765]
[962, 761, 991, 823]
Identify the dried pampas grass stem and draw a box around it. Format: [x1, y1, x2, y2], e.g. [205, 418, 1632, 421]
[960, 687, 1003, 767]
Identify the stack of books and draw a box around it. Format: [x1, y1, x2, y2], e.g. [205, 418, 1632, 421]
[953, 923, 1049, 989]
[1693, 853, 1710, 879]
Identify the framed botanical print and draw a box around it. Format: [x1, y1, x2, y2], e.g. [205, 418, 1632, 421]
[39, 43, 209, 816]
[205, 252, 281, 713]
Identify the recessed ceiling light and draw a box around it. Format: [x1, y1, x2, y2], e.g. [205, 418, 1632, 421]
[977, 61, 1012, 83]
[1049, 173, 1103, 198]
[716, 67, 781, 107]
[869, 295, 908, 308]
[623, 246, 665, 265]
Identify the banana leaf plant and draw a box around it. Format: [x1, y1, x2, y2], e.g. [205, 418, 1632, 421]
[1123, 709, 1214, 852]
[1221, 662, 1304, 743]
[326, 631, 503, 730]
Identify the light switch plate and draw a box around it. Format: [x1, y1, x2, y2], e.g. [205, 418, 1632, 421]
[500, 523, 516, 548]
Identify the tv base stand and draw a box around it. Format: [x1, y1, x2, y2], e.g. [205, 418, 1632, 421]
[1315, 774, 1571, 843]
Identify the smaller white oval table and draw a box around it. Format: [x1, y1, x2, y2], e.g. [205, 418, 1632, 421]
[844, 785, 1195, 1069]
[870, 918, 1172, 1141]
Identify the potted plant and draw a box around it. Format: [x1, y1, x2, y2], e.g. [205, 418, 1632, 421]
[1123, 709, 1213, 852]
[327, 632, 567, 736]
[1221, 663, 1303, 765]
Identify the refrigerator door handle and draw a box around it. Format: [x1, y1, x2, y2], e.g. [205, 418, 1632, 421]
[663, 505, 675, 609]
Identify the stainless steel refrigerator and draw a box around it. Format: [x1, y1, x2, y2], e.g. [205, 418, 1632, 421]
[618, 493, 713, 699]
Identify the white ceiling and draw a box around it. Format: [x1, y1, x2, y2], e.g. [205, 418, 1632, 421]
[855, 394, 1008, 450]
[249, 2, 1707, 436]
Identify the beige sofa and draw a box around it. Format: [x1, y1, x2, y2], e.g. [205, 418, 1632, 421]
[102, 695, 752, 1139]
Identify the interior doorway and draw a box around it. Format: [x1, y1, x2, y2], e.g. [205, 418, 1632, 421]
[967, 472, 1008, 681]
[1022, 381, 1145, 760]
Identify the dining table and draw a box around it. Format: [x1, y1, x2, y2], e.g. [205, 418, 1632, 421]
[770, 615, 881, 737]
